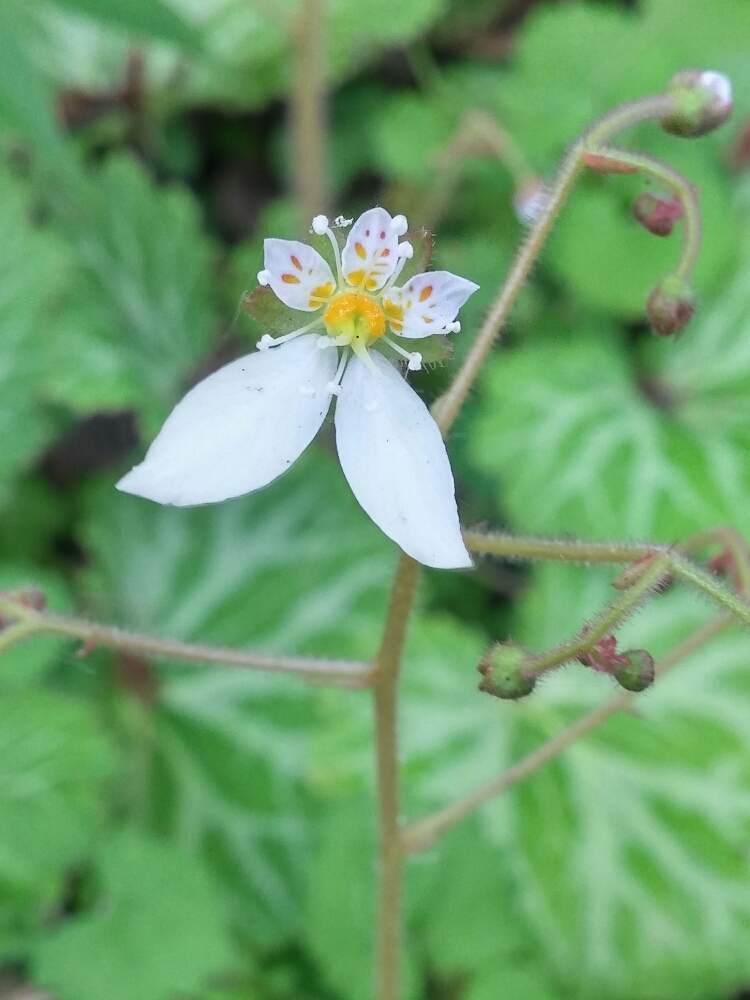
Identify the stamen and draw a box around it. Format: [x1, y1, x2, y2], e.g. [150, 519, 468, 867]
[256, 318, 322, 351]
[316, 334, 349, 349]
[351, 340, 380, 377]
[325, 349, 349, 396]
[257, 269, 271, 286]
[311, 213, 343, 286]
[381, 244, 413, 294]
[384, 336, 422, 371]
[390, 214, 409, 236]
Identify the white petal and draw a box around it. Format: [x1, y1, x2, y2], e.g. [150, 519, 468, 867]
[334, 351, 471, 569]
[383, 270, 479, 339]
[262, 239, 336, 311]
[117, 336, 336, 506]
[341, 207, 402, 292]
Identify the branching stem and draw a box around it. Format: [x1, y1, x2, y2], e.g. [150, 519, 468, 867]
[593, 145, 702, 280]
[402, 615, 730, 854]
[0, 596, 372, 689]
[524, 555, 671, 678]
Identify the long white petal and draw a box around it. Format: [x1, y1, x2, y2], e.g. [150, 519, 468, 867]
[118, 336, 336, 506]
[261, 239, 336, 311]
[383, 270, 479, 339]
[334, 351, 471, 569]
[340, 207, 403, 292]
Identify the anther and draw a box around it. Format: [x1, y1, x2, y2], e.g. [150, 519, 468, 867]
[311, 215, 329, 235]
[257, 269, 271, 286]
[257, 334, 274, 351]
[407, 352, 423, 372]
[390, 214, 408, 236]
[397, 241, 414, 259]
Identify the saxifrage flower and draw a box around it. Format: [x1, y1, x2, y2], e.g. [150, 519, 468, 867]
[117, 207, 479, 569]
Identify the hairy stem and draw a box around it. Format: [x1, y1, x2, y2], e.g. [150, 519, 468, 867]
[291, 0, 326, 230]
[402, 615, 729, 854]
[373, 556, 421, 1000]
[669, 553, 750, 627]
[464, 530, 666, 564]
[372, 87, 682, 997]
[524, 555, 670, 678]
[594, 145, 702, 280]
[0, 597, 372, 688]
[433, 92, 676, 436]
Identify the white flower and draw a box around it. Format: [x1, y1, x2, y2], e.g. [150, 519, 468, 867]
[117, 207, 479, 569]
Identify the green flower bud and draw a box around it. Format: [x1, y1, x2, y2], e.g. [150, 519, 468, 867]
[662, 70, 733, 138]
[646, 275, 695, 336]
[614, 649, 655, 692]
[478, 642, 536, 700]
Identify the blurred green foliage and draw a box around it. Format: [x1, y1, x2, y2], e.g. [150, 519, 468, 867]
[1, 0, 750, 998]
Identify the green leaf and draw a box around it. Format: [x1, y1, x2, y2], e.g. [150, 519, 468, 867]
[497, 0, 750, 168]
[304, 797, 379, 1000]
[33, 831, 233, 1000]
[305, 795, 425, 1000]
[501, 563, 750, 998]
[0, 168, 73, 498]
[48, 0, 199, 50]
[45, 155, 220, 428]
[0, 2, 66, 156]
[419, 821, 527, 975]
[82, 452, 395, 940]
[0, 688, 115, 957]
[467, 328, 749, 540]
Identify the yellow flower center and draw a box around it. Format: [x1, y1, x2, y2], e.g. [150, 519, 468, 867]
[323, 292, 386, 347]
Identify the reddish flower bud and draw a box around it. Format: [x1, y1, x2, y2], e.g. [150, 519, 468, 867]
[613, 649, 655, 692]
[478, 641, 536, 700]
[662, 70, 733, 138]
[646, 276, 695, 336]
[633, 192, 684, 237]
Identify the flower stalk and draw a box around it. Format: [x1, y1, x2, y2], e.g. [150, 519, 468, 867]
[0, 594, 373, 688]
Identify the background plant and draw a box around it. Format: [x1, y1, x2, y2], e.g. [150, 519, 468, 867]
[1, 2, 750, 1000]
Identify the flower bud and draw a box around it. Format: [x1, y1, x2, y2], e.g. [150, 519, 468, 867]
[513, 178, 548, 227]
[633, 192, 684, 237]
[646, 275, 695, 336]
[613, 649, 655, 693]
[662, 70, 732, 138]
[478, 641, 536, 700]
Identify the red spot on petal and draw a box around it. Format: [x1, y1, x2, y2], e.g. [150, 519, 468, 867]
[380, 230, 386, 239]
[365, 229, 370, 237]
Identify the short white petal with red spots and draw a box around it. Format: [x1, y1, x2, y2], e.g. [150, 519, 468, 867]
[334, 350, 472, 569]
[261, 238, 336, 311]
[386, 270, 479, 339]
[116, 336, 336, 505]
[341, 207, 404, 292]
